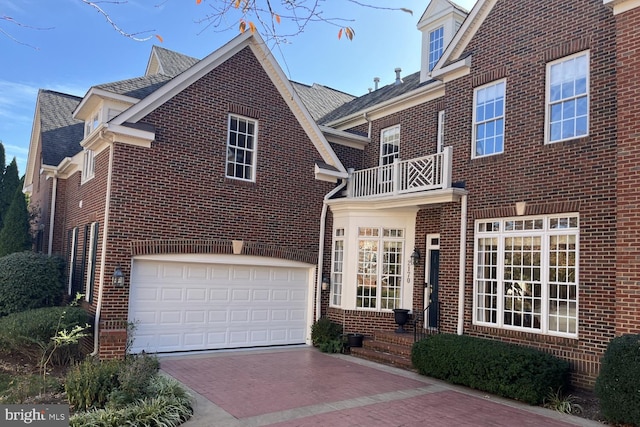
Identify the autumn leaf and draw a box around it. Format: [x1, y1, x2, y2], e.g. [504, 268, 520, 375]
[155, 34, 164, 43]
[274, 14, 281, 24]
[249, 21, 256, 33]
[239, 20, 246, 33]
[196, 0, 202, 4]
[400, 8, 413, 15]
[338, 28, 342, 40]
[234, 0, 241, 8]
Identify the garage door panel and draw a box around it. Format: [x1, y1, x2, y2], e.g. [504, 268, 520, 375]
[129, 261, 309, 353]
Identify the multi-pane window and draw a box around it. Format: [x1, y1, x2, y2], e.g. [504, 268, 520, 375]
[428, 26, 444, 71]
[67, 227, 78, 296]
[85, 112, 101, 137]
[226, 114, 257, 182]
[547, 51, 589, 143]
[380, 125, 400, 166]
[82, 149, 95, 183]
[474, 215, 579, 337]
[473, 80, 505, 157]
[85, 222, 99, 302]
[356, 227, 404, 310]
[437, 110, 445, 153]
[330, 228, 345, 307]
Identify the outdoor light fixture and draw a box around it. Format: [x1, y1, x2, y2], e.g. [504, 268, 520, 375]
[321, 276, 330, 291]
[410, 248, 421, 266]
[112, 265, 125, 287]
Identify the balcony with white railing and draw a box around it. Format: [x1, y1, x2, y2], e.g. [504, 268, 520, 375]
[346, 146, 453, 199]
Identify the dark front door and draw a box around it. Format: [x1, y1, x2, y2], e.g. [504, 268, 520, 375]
[427, 249, 440, 328]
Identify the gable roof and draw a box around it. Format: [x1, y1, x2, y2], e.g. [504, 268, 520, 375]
[95, 74, 174, 100]
[145, 45, 200, 77]
[114, 31, 347, 176]
[418, 0, 470, 29]
[318, 71, 431, 125]
[291, 82, 355, 121]
[38, 90, 84, 166]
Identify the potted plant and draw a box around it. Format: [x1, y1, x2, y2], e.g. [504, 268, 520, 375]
[393, 308, 410, 333]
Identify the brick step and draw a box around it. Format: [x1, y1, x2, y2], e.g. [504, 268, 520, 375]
[350, 346, 414, 370]
[372, 330, 415, 346]
[363, 339, 412, 357]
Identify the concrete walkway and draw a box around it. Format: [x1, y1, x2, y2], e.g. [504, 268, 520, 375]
[159, 346, 603, 427]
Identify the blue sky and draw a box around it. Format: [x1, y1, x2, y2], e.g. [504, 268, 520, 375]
[1, 0, 476, 175]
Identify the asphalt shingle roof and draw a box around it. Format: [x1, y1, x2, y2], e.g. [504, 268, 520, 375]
[95, 74, 173, 100]
[318, 71, 433, 125]
[38, 90, 84, 166]
[291, 82, 355, 121]
[151, 45, 200, 77]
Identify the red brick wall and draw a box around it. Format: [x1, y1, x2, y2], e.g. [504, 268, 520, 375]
[614, 5, 640, 336]
[99, 46, 334, 338]
[331, 0, 617, 388]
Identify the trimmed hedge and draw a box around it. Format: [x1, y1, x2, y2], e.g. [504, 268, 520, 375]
[595, 334, 640, 425]
[0, 252, 65, 317]
[0, 305, 89, 364]
[310, 318, 343, 353]
[412, 334, 570, 405]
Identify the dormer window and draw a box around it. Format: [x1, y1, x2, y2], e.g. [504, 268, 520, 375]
[429, 26, 444, 71]
[84, 111, 101, 138]
[82, 149, 95, 183]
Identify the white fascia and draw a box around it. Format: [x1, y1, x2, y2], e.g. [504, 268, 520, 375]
[327, 187, 467, 213]
[325, 82, 444, 130]
[104, 123, 155, 148]
[603, 0, 640, 14]
[319, 125, 370, 150]
[73, 88, 140, 121]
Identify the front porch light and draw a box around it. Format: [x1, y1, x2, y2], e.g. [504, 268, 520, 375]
[112, 265, 125, 287]
[410, 248, 421, 266]
[321, 276, 330, 291]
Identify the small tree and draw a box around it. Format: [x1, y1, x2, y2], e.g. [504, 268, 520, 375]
[0, 158, 20, 227]
[0, 181, 31, 257]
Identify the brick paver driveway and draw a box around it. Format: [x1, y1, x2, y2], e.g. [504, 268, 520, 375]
[160, 347, 602, 427]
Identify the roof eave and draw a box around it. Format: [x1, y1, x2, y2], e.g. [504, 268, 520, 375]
[73, 88, 140, 120]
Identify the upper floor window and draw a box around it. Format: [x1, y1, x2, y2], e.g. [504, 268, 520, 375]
[82, 149, 95, 183]
[380, 125, 400, 166]
[546, 51, 589, 143]
[226, 114, 257, 182]
[473, 80, 505, 158]
[437, 110, 445, 153]
[428, 26, 444, 71]
[84, 112, 101, 138]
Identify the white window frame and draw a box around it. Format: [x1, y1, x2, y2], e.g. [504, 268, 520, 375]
[437, 110, 445, 153]
[428, 26, 444, 71]
[356, 227, 405, 311]
[330, 228, 345, 307]
[379, 125, 400, 167]
[226, 114, 258, 182]
[85, 222, 99, 302]
[67, 227, 78, 296]
[82, 149, 95, 183]
[545, 51, 590, 144]
[473, 214, 579, 338]
[85, 111, 101, 138]
[472, 79, 506, 158]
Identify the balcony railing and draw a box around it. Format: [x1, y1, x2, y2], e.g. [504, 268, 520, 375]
[347, 146, 452, 199]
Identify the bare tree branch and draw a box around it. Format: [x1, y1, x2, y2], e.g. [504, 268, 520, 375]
[0, 15, 54, 49]
[79, 0, 158, 42]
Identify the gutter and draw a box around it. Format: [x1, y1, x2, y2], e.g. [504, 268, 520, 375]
[315, 178, 348, 322]
[91, 136, 115, 356]
[457, 194, 468, 335]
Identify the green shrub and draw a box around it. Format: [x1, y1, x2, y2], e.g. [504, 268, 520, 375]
[0, 305, 88, 365]
[412, 334, 570, 405]
[0, 252, 65, 317]
[69, 376, 192, 427]
[595, 334, 640, 425]
[65, 358, 122, 411]
[311, 318, 343, 352]
[106, 354, 160, 408]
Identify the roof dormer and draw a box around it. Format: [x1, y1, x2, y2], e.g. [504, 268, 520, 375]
[418, 0, 469, 83]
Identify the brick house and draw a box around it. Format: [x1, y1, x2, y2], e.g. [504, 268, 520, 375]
[23, 0, 640, 388]
[317, 0, 640, 388]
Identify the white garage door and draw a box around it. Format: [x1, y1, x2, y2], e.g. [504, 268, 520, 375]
[128, 259, 310, 353]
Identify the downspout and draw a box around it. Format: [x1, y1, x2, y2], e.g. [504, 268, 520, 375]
[363, 112, 372, 138]
[457, 194, 468, 335]
[316, 178, 348, 321]
[47, 173, 58, 256]
[91, 136, 115, 356]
